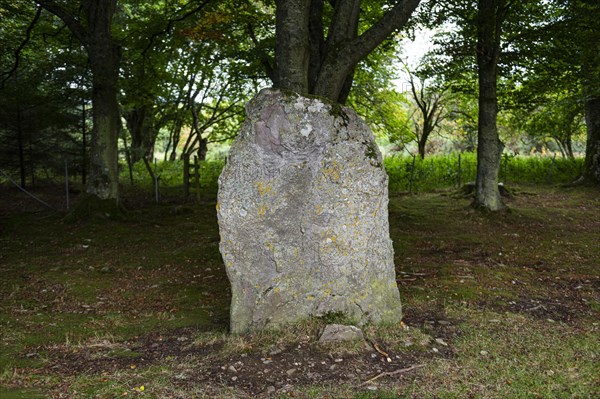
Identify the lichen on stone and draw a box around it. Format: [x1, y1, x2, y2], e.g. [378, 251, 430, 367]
[217, 88, 401, 333]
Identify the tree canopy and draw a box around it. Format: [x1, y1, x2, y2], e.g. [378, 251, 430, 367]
[1, 0, 599, 196]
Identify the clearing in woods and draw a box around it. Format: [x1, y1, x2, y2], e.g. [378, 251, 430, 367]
[0, 184, 598, 398]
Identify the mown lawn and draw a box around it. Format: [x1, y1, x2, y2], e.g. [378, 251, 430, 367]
[0, 184, 598, 398]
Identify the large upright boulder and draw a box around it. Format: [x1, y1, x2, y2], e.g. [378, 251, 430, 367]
[217, 89, 401, 333]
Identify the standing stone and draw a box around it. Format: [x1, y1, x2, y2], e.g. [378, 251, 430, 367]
[217, 88, 401, 333]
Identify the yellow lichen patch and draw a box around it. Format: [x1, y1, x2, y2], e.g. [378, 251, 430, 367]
[314, 204, 324, 214]
[258, 206, 267, 216]
[255, 181, 273, 197]
[321, 161, 341, 182]
[216, 202, 220, 211]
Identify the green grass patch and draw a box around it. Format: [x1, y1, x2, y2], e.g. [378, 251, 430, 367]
[1, 184, 598, 397]
[411, 309, 600, 398]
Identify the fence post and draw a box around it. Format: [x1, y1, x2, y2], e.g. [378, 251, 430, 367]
[65, 159, 70, 210]
[154, 158, 159, 203]
[547, 154, 557, 184]
[502, 154, 509, 183]
[457, 153, 462, 188]
[194, 155, 201, 201]
[183, 154, 190, 198]
[409, 155, 417, 194]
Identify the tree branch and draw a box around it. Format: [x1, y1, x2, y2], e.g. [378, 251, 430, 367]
[343, 0, 421, 65]
[142, 0, 212, 56]
[36, 0, 87, 43]
[1, 6, 42, 88]
[247, 23, 276, 83]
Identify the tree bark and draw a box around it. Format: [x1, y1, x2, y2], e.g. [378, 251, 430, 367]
[274, 0, 421, 103]
[275, 0, 312, 93]
[16, 100, 26, 188]
[473, 0, 506, 211]
[85, 0, 121, 201]
[125, 106, 157, 164]
[37, 0, 121, 202]
[582, 96, 600, 184]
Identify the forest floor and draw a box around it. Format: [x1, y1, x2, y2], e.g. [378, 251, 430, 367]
[0, 183, 599, 398]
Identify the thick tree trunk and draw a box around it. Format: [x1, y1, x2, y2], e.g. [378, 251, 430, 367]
[274, 0, 421, 103]
[275, 0, 311, 93]
[37, 0, 121, 203]
[87, 64, 120, 200]
[86, 46, 121, 200]
[474, 0, 505, 211]
[84, 0, 121, 201]
[582, 96, 600, 184]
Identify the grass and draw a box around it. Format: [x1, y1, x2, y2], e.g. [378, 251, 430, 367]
[119, 154, 584, 197]
[1, 183, 598, 398]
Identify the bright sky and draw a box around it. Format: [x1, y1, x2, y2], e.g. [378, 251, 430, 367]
[400, 29, 436, 67]
[394, 28, 437, 92]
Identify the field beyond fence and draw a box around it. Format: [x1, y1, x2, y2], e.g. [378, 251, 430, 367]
[120, 153, 583, 201]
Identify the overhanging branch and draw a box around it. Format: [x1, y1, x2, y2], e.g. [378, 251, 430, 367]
[1, 6, 42, 88]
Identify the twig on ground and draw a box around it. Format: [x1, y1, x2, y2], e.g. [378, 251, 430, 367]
[358, 364, 425, 387]
[372, 342, 392, 363]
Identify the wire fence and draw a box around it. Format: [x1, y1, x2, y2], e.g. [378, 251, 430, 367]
[1, 153, 583, 209]
[384, 153, 583, 193]
[128, 153, 583, 201]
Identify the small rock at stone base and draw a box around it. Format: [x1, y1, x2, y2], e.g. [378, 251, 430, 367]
[319, 324, 365, 343]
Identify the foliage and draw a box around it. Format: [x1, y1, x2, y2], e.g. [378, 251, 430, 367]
[120, 159, 225, 191]
[0, 1, 89, 185]
[114, 154, 585, 197]
[384, 153, 583, 193]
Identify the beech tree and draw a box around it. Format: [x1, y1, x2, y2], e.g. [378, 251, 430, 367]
[473, 0, 510, 210]
[273, 0, 422, 104]
[35, 0, 121, 204]
[557, 0, 600, 184]
[421, 0, 548, 210]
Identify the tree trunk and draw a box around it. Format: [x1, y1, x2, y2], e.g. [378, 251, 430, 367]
[274, 0, 421, 103]
[37, 0, 121, 203]
[84, 0, 121, 201]
[275, 0, 311, 93]
[197, 136, 208, 161]
[16, 103, 26, 188]
[87, 48, 121, 200]
[582, 96, 600, 184]
[474, 0, 505, 211]
[418, 136, 427, 159]
[125, 106, 157, 164]
[81, 99, 87, 185]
